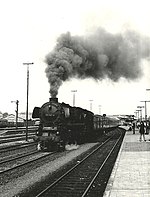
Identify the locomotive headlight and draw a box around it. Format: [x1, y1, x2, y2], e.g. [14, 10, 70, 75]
[48, 105, 52, 110]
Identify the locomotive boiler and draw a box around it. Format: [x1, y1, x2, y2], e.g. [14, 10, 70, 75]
[32, 98, 94, 151]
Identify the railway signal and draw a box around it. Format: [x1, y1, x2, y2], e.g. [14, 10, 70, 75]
[11, 100, 19, 130]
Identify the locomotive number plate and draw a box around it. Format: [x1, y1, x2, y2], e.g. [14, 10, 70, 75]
[42, 132, 48, 136]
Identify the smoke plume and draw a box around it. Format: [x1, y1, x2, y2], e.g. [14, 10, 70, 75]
[45, 28, 150, 97]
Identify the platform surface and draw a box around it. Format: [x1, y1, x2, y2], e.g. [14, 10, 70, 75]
[104, 129, 150, 197]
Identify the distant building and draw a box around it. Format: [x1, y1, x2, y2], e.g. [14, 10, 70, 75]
[4, 114, 24, 123]
[19, 112, 32, 120]
[0, 113, 3, 119]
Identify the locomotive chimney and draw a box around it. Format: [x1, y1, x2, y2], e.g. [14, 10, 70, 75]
[49, 97, 58, 103]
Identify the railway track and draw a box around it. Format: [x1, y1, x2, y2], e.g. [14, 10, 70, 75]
[0, 133, 35, 144]
[0, 150, 56, 185]
[26, 129, 124, 197]
[0, 126, 38, 135]
[0, 142, 37, 158]
[0, 126, 38, 131]
[0, 150, 39, 165]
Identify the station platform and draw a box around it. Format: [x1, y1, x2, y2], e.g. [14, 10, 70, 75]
[104, 128, 150, 197]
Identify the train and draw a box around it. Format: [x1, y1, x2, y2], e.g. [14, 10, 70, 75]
[0, 118, 8, 128]
[32, 97, 120, 151]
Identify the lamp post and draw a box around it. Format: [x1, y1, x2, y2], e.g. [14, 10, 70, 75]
[23, 62, 34, 141]
[134, 111, 138, 120]
[146, 89, 150, 117]
[71, 90, 77, 107]
[11, 100, 19, 129]
[89, 100, 93, 111]
[137, 106, 144, 121]
[146, 88, 150, 133]
[136, 110, 141, 121]
[140, 100, 150, 134]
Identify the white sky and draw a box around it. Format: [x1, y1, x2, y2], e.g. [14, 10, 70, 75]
[0, 0, 150, 117]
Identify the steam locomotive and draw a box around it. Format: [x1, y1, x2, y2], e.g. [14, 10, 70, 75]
[32, 98, 119, 151]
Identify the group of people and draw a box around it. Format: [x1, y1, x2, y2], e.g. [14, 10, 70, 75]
[131, 121, 147, 141]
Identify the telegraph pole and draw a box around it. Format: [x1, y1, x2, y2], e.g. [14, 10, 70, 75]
[137, 106, 144, 121]
[23, 62, 34, 141]
[134, 111, 138, 120]
[136, 110, 141, 121]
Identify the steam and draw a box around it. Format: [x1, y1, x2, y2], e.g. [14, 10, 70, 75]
[45, 28, 150, 97]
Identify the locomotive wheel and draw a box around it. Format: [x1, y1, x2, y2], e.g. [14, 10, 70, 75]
[47, 143, 53, 151]
[47, 142, 59, 151]
[58, 142, 65, 151]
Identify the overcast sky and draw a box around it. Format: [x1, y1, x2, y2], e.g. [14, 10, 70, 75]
[0, 0, 150, 117]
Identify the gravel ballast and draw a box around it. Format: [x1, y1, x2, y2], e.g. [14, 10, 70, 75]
[0, 143, 98, 197]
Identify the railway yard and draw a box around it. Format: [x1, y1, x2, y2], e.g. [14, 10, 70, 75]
[0, 127, 125, 197]
[1, 1, 150, 196]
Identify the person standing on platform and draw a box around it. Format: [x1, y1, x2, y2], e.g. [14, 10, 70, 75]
[139, 121, 146, 141]
[132, 122, 135, 134]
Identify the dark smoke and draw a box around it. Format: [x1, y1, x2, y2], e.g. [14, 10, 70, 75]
[45, 28, 150, 97]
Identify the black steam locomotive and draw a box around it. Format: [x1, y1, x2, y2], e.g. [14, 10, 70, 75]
[32, 98, 119, 151]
